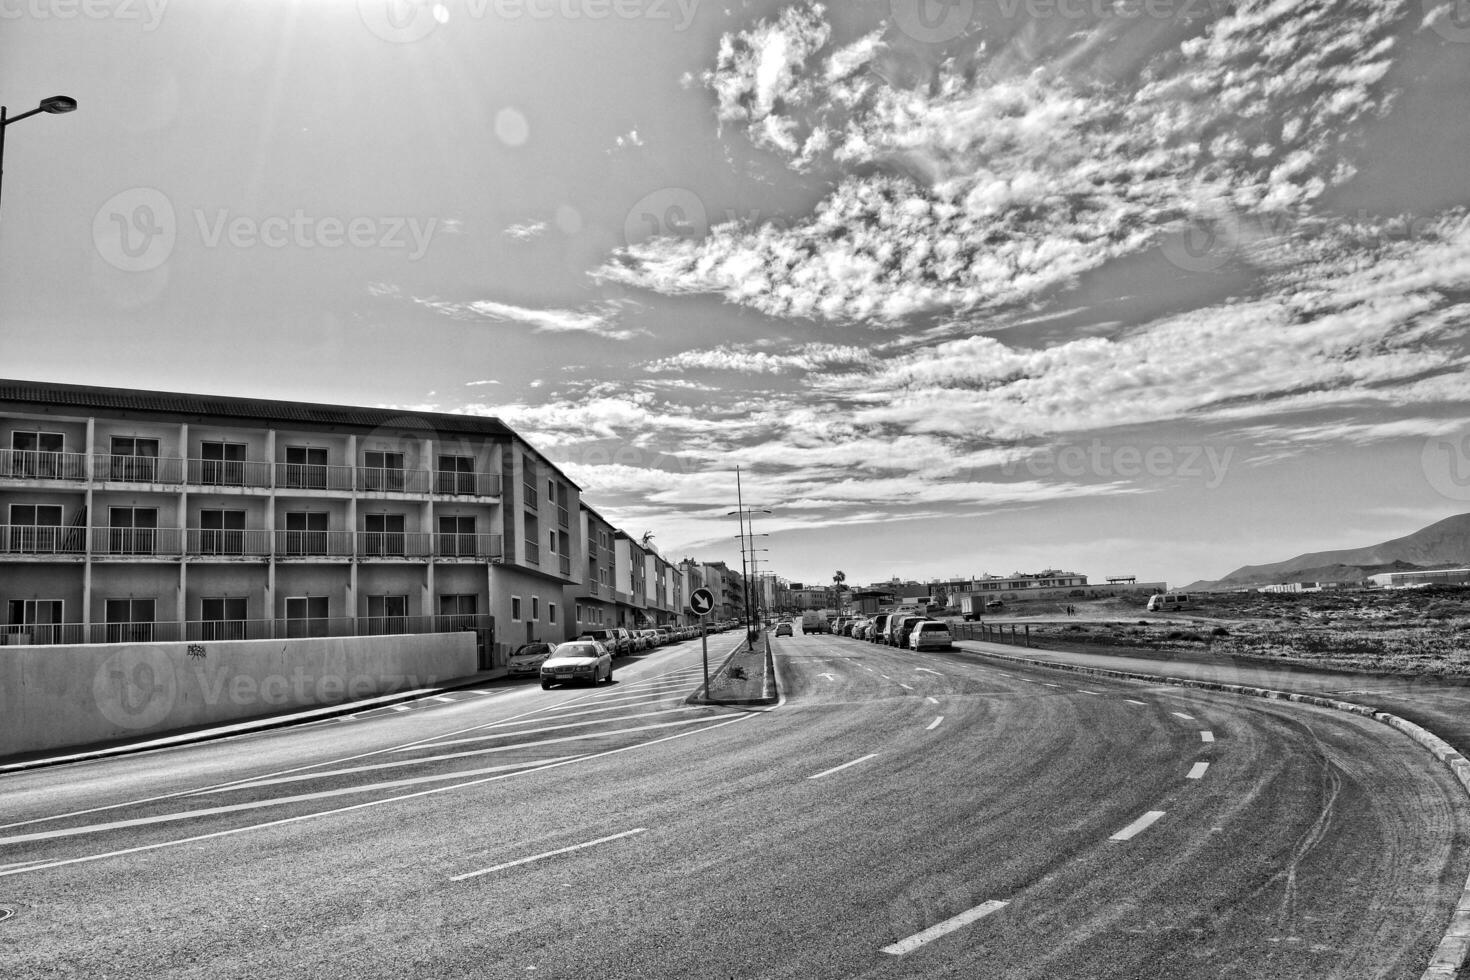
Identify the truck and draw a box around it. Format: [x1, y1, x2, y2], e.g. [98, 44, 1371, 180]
[958, 595, 1002, 620]
[799, 610, 827, 634]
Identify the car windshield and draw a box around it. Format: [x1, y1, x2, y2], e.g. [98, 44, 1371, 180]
[553, 644, 598, 659]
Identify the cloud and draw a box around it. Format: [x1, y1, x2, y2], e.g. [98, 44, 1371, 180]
[371, 284, 649, 341]
[643, 342, 876, 375]
[503, 220, 548, 241]
[598, 0, 1410, 323]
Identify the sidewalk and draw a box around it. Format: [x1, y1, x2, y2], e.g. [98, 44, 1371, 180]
[0, 667, 509, 774]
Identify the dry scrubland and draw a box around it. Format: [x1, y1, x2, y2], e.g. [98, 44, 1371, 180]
[978, 589, 1470, 676]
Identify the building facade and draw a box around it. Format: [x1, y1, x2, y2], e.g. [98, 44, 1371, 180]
[0, 380, 583, 667]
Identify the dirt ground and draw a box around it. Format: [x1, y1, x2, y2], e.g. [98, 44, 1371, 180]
[954, 587, 1470, 676]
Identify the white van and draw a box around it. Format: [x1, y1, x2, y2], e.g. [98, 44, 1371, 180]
[1146, 593, 1190, 612]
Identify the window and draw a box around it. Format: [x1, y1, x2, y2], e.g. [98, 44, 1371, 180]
[9, 431, 64, 478]
[200, 597, 247, 640]
[282, 445, 328, 489]
[549, 530, 556, 553]
[284, 595, 329, 638]
[437, 514, 476, 556]
[199, 441, 246, 486]
[198, 509, 245, 555]
[549, 602, 557, 625]
[365, 594, 408, 635]
[108, 506, 159, 555]
[531, 596, 540, 621]
[511, 596, 522, 621]
[283, 511, 328, 555]
[362, 450, 405, 491]
[110, 436, 159, 482]
[438, 594, 478, 629]
[436, 454, 476, 494]
[364, 513, 406, 556]
[7, 598, 63, 643]
[7, 504, 64, 553]
[105, 598, 156, 643]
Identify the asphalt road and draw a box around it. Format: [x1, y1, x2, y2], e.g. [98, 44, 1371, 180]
[1, 629, 1466, 979]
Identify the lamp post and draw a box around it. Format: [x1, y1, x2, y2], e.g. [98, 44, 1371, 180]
[0, 95, 77, 219]
[728, 466, 771, 649]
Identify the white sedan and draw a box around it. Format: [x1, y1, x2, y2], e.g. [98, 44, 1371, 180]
[908, 620, 954, 652]
[540, 640, 614, 689]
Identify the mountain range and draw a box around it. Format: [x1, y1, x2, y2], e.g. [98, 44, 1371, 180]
[1184, 512, 1470, 591]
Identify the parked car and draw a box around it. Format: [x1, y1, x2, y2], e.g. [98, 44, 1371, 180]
[908, 620, 953, 651]
[869, 613, 891, 643]
[507, 642, 555, 676]
[774, 621, 793, 637]
[539, 640, 613, 688]
[888, 615, 926, 648]
[578, 628, 632, 657]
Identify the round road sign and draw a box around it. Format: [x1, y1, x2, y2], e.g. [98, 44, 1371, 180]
[688, 587, 716, 617]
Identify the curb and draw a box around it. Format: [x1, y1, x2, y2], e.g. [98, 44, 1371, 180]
[0, 668, 508, 775]
[957, 641, 1470, 980]
[686, 635, 778, 707]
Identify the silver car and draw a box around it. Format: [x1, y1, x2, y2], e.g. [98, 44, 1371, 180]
[539, 640, 614, 689]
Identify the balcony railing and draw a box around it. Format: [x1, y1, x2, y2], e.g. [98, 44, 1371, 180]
[1, 525, 86, 555]
[557, 505, 569, 529]
[186, 528, 274, 557]
[0, 614, 494, 646]
[187, 457, 273, 489]
[91, 527, 185, 557]
[358, 467, 432, 493]
[96, 453, 184, 484]
[434, 471, 500, 496]
[275, 461, 355, 491]
[357, 531, 433, 558]
[275, 529, 355, 557]
[1, 449, 88, 481]
[588, 579, 600, 596]
[433, 532, 503, 560]
[559, 554, 572, 576]
[524, 541, 540, 565]
[522, 483, 538, 509]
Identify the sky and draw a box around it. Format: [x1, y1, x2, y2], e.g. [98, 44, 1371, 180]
[2, 0, 1469, 589]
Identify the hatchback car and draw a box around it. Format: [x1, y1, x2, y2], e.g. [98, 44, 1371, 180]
[908, 620, 954, 651]
[507, 642, 555, 676]
[540, 640, 613, 689]
[774, 621, 793, 637]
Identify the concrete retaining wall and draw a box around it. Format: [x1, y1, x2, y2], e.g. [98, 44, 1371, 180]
[0, 632, 477, 757]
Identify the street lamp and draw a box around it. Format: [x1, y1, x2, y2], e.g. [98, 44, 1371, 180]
[0, 95, 78, 218]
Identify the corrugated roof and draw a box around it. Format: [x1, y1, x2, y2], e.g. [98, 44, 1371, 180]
[0, 377, 516, 438]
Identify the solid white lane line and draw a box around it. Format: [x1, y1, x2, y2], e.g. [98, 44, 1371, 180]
[1187, 762, 1210, 780]
[1042, 683, 1061, 688]
[0, 706, 777, 879]
[0, 757, 587, 846]
[452, 828, 648, 881]
[881, 900, 1009, 955]
[401, 706, 704, 750]
[926, 717, 944, 731]
[1201, 731, 1215, 743]
[925, 697, 939, 705]
[1125, 700, 1147, 706]
[915, 668, 943, 675]
[390, 705, 411, 712]
[809, 754, 878, 780]
[1171, 712, 1195, 721]
[434, 696, 456, 703]
[899, 683, 914, 690]
[1076, 690, 1101, 695]
[1110, 810, 1166, 841]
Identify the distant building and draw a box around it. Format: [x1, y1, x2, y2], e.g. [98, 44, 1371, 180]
[1367, 568, 1470, 588]
[954, 570, 1167, 604]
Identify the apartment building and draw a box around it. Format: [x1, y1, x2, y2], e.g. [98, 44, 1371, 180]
[0, 379, 582, 667]
[567, 502, 617, 635]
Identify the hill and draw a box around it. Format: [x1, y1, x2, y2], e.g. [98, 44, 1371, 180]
[1185, 513, 1470, 591]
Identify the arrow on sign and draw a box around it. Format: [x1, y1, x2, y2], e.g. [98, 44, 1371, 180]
[688, 587, 715, 617]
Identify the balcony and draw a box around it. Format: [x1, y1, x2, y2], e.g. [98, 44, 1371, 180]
[588, 579, 600, 596]
[524, 540, 540, 565]
[1, 525, 86, 556]
[522, 483, 538, 509]
[433, 532, 503, 560]
[91, 527, 184, 557]
[557, 505, 569, 529]
[434, 471, 500, 497]
[275, 529, 355, 558]
[186, 528, 273, 557]
[275, 461, 355, 491]
[559, 554, 572, 576]
[186, 457, 273, 489]
[1, 449, 88, 482]
[357, 531, 433, 559]
[95, 453, 184, 485]
[357, 467, 431, 494]
[0, 613, 495, 646]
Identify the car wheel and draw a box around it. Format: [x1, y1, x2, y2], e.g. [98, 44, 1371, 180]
[540, 680, 551, 690]
[606, 665, 614, 684]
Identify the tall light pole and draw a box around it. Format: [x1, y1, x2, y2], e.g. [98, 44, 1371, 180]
[0, 95, 77, 219]
[728, 466, 771, 648]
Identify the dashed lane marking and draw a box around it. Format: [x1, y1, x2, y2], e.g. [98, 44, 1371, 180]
[1187, 762, 1210, 780]
[1171, 712, 1195, 721]
[1076, 690, 1101, 695]
[1201, 731, 1215, 743]
[925, 697, 939, 705]
[452, 828, 648, 881]
[809, 754, 878, 780]
[881, 900, 1009, 955]
[926, 717, 944, 731]
[915, 668, 943, 676]
[899, 683, 914, 691]
[1109, 810, 1166, 842]
[1125, 700, 1147, 706]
